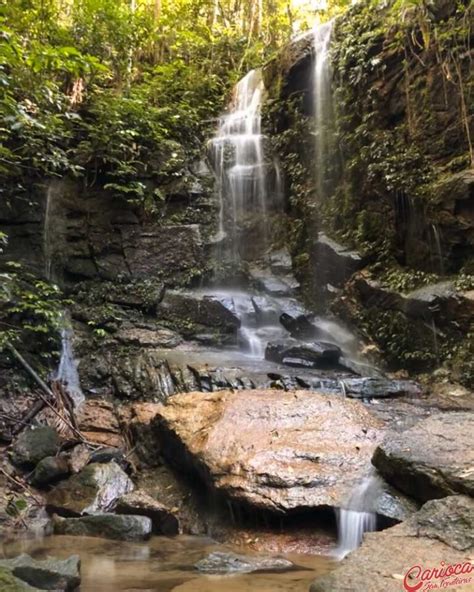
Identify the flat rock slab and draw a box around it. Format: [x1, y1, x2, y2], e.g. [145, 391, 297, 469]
[0, 553, 80, 591]
[47, 462, 134, 516]
[372, 412, 474, 502]
[310, 496, 474, 592]
[53, 513, 152, 541]
[195, 551, 294, 574]
[154, 390, 383, 513]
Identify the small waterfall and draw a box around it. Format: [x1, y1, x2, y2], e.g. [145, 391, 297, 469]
[313, 20, 334, 199]
[335, 472, 378, 558]
[54, 314, 84, 408]
[210, 69, 279, 264]
[430, 224, 445, 275]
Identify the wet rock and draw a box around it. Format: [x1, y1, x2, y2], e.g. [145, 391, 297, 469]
[313, 232, 363, 289]
[269, 248, 293, 276]
[310, 496, 474, 592]
[114, 490, 180, 535]
[195, 551, 294, 574]
[265, 339, 342, 369]
[339, 377, 421, 399]
[249, 268, 299, 297]
[0, 553, 80, 591]
[53, 513, 152, 541]
[30, 456, 70, 488]
[279, 313, 319, 339]
[10, 427, 60, 469]
[88, 447, 127, 466]
[46, 462, 134, 516]
[154, 390, 382, 513]
[156, 291, 240, 343]
[0, 566, 41, 591]
[372, 412, 474, 501]
[116, 327, 182, 348]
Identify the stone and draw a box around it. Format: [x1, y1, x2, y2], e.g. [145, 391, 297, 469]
[153, 390, 382, 513]
[195, 551, 294, 574]
[269, 248, 293, 275]
[249, 268, 299, 297]
[67, 444, 90, 474]
[0, 567, 41, 592]
[118, 403, 163, 466]
[30, 456, 70, 488]
[76, 400, 125, 448]
[265, 339, 342, 369]
[313, 232, 363, 288]
[114, 490, 180, 535]
[310, 496, 474, 592]
[10, 427, 60, 468]
[46, 462, 134, 516]
[53, 513, 152, 541]
[89, 447, 127, 466]
[0, 554, 80, 591]
[339, 377, 421, 399]
[279, 313, 319, 339]
[372, 412, 474, 502]
[116, 327, 182, 348]
[156, 291, 241, 342]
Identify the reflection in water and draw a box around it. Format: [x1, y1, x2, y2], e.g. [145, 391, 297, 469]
[2, 535, 333, 592]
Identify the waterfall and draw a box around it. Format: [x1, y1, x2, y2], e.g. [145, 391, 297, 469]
[210, 69, 279, 265]
[54, 314, 84, 408]
[335, 472, 378, 558]
[313, 20, 334, 199]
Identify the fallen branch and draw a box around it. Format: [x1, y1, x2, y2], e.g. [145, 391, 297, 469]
[6, 343, 53, 398]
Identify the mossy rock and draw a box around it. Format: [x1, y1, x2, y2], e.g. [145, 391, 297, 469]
[0, 568, 40, 592]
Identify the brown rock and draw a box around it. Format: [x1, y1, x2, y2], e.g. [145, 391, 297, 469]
[114, 490, 180, 535]
[77, 400, 125, 448]
[372, 412, 474, 502]
[153, 390, 382, 513]
[119, 403, 162, 467]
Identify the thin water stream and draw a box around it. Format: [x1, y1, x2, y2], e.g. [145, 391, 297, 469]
[2, 535, 333, 592]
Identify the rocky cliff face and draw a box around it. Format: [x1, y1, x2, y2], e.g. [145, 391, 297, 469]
[263, 0, 473, 385]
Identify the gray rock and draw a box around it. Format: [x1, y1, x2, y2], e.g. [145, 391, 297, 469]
[116, 327, 182, 348]
[269, 248, 293, 275]
[53, 514, 152, 541]
[46, 462, 134, 516]
[195, 551, 294, 574]
[30, 456, 70, 488]
[156, 291, 241, 342]
[313, 232, 363, 289]
[249, 268, 299, 297]
[114, 490, 180, 535]
[265, 339, 342, 369]
[372, 412, 474, 501]
[0, 553, 80, 591]
[10, 427, 60, 468]
[339, 377, 421, 399]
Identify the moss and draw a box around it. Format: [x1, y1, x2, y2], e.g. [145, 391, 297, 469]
[0, 568, 36, 592]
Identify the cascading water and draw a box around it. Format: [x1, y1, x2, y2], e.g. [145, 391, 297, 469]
[209, 69, 284, 358]
[211, 68, 273, 263]
[43, 183, 84, 408]
[313, 20, 334, 199]
[335, 471, 378, 559]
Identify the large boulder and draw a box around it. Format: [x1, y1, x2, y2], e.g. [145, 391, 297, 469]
[52, 514, 152, 541]
[372, 412, 474, 501]
[153, 390, 383, 513]
[46, 462, 134, 516]
[310, 496, 474, 592]
[313, 233, 364, 289]
[0, 554, 80, 591]
[10, 427, 59, 469]
[0, 567, 41, 592]
[30, 456, 70, 488]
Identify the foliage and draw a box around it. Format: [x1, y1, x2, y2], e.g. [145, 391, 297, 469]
[0, 252, 63, 359]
